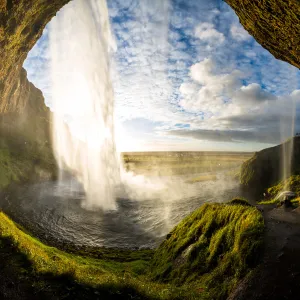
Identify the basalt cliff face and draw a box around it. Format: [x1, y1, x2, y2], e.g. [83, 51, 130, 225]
[0, 0, 70, 187]
[240, 137, 300, 198]
[225, 1, 300, 197]
[225, 0, 300, 69]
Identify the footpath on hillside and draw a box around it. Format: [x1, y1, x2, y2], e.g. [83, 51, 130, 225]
[229, 205, 300, 300]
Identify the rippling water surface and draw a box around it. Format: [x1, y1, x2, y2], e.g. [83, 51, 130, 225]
[1, 175, 241, 249]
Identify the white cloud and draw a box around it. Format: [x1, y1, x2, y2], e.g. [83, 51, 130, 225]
[179, 58, 280, 120]
[23, 0, 300, 151]
[233, 83, 276, 103]
[179, 82, 198, 95]
[169, 86, 300, 144]
[190, 58, 241, 92]
[180, 58, 241, 114]
[244, 50, 257, 58]
[230, 24, 251, 41]
[195, 22, 225, 46]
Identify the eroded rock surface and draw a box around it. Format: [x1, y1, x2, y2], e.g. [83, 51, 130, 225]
[225, 0, 300, 69]
[0, 0, 70, 186]
[0, 0, 70, 111]
[240, 137, 300, 197]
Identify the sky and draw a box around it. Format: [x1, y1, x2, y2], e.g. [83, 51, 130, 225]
[23, 0, 300, 152]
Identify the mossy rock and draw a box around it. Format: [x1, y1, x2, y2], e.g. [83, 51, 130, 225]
[225, 0, 300, 69]
[240, 137, 300, 197]
[150, 203, 264, 299]
[229, 198, 252, 207]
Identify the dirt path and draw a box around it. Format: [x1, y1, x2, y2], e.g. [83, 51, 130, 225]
[229, 206, 300, 300]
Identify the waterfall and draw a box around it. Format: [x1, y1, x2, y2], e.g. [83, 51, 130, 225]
[48, 0, 224, 213]
[50, 0, 120, 210]
[280, 94, 296, 190]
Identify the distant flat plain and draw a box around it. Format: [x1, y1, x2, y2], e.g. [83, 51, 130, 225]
[122, 151, 253, 178]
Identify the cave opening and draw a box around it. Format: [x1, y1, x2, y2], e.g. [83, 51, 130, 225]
[0, 0, 298, 250]
[2, 1, 300, 299]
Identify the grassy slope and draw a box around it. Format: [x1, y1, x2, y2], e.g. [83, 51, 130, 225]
[150, 203, 264, 300]
[0, 201, 264, 299]
[0, 211, 179, 300]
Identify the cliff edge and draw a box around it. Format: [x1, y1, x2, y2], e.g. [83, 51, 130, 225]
[0, 0, 70, 187]
[240, 136, 300, 198]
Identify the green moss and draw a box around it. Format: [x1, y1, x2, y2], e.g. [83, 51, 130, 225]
[258, 199, 278, 205]
[225, 0, 300, 69]
[0, 134, 56, 189]
[150, 203, 264, 299]
[0, 202, 265, 299]
[238, 137, 300, 198]
[267, 175, 300, 197]
[258, 175, 300, 205]
[0, 211, 184, 299]
[228, 198, 252, 207]
[0, 147, 28, 188]
[239, 154, 256, 186]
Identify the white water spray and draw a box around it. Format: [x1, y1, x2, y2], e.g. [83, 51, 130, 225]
[49, 0, 235, 213]
[280, 94, 296, 190]
[50, 0, 120, 210]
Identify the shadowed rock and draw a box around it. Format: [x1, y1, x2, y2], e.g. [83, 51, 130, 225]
[0, 0, 71, 186]
[225, 0, 300, 69]
[240, 137, 300, 197]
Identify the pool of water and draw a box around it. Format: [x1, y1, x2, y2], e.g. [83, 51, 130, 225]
[1, 174, 241, 249]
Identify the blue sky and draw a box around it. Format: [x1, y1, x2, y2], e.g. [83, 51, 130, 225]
[24, 0, 300, 152]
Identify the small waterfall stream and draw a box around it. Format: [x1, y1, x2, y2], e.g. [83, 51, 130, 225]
[280, 91, 297, 190]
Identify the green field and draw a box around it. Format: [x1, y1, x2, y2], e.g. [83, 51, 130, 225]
[122, 151, 253, 177]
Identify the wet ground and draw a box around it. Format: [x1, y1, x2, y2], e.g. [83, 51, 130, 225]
[229, 205, 300, 300]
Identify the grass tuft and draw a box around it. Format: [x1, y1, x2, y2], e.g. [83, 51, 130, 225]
[228, 198, 252, 207]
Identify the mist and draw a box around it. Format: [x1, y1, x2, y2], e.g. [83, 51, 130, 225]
[50, 0, 120, 210]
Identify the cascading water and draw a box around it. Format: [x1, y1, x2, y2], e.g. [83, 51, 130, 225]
[280, 93, 297, 191]
[48, 0, 237, 214]
[50, 0, 120, 210]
